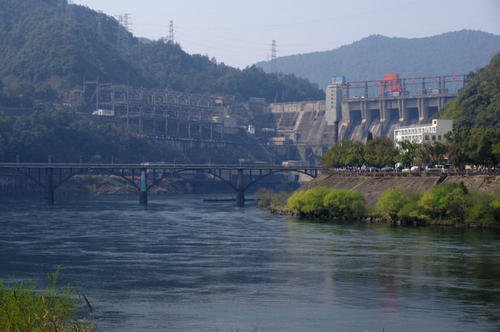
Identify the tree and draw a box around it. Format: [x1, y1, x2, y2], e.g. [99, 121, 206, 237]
[323, 189, 366, 219]
[364, 136, 398, 167]
[446, 130, 470, 169]
[322, 140, 362, 167]
[397, 141, 417, 167]
[375, 188, 409, 221]
[286, 187, 329, 217]
[418, 183, 469, 222]
[414, 143, 433, 166]
[446, 128, 500, 168]
[468, 128, 499, 168]
[428, 142, 448, 164]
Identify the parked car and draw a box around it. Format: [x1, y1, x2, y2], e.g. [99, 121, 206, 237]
[381, 166, 394, 172]
[410, 166, 421, 174]
[361, 165, 379, 172]
[425, 164, 447, 174]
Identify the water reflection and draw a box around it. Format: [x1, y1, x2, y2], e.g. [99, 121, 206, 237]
[285, 219, 500, 325]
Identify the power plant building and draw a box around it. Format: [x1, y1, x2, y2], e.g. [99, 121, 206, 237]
[393, 119, 453, 147]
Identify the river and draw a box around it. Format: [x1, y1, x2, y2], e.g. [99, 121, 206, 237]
[1, 195, 499, 331]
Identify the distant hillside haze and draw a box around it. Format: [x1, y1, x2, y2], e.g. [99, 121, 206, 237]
[0, 0, 323, 104]
[256, 30, 500, 87]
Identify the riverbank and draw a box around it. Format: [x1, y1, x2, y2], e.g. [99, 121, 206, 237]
[260, 174, 500, 228]
[302, 174, 500, 206]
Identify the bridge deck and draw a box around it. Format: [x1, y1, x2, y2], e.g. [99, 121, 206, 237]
[0, 163, 325, 171]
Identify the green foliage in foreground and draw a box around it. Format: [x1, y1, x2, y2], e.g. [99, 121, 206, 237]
[286, 187, 366, 220]
[0, 269, 94, 332]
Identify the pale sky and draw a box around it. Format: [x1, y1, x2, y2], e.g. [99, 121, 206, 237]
[71, 0, 500, 68]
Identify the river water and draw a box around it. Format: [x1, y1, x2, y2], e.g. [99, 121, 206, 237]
[1, 195, 499, 331]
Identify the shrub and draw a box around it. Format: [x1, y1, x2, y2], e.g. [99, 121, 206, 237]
[286, 187, 366, 220]
[300, 186, 330, 216]
[323, 189, 366, 219]
[397, 198, 425, 223]
[375, 188, 409, 221]
[257, 189, 289, 209]
[418, 183, 469, 221]
[256, 189, 273, 208]
[465, 192, 497, 224]
[0, 269, 94, 331]
[286, 189, 308, 213]
[491, 199, 500, 223]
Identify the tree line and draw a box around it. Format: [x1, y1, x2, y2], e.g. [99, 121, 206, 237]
[321, 134, 498, 170]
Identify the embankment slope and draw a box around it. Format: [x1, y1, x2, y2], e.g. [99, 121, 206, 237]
[304, 174, 499, 206]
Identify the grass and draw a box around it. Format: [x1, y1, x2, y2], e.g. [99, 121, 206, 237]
[0, 268, 95, 332]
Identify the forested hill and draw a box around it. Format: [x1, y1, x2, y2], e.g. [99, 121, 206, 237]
[256, 30, 500, 87]
[439, 53, 499, 168]
[440, 52, 499, 130]
[0, 0, 323, 103]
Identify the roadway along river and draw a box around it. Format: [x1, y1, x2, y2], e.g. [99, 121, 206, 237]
[1, 195, 499, 331]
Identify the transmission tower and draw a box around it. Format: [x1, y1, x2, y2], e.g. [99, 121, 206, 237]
[63, 0, 73, 39]
[117, 13, 132, 53]
[96, 11, 103, 37]
[271, 40, 277, 73]
[168, 20, 174, 44]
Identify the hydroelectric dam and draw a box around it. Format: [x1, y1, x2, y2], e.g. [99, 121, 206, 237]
[257, 74, 466, 163]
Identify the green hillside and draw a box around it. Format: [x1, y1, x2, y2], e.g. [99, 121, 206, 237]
[440, 53, 499, 129]
[257, 31, 500, 87]
[440, 53, 500, 168]
[0, 0, 323, 104]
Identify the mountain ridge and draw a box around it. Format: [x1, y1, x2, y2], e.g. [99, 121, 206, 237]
[256, 30, 500, 87]
[0, 0, 323, 104]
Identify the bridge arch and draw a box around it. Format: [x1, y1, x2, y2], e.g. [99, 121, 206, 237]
[0, 163, 324, 207]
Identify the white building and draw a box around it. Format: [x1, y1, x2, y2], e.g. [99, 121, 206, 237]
[394, 119, 453, 147]
[92, 109, 115, 116]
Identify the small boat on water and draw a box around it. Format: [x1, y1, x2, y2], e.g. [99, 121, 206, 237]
[202, 197, 256, 202]
[203, 197, 235, 202]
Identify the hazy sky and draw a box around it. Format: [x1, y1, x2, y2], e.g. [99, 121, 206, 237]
[72, 0, 499, 68]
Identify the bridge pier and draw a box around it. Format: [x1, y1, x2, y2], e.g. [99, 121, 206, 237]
[139, 168, 148, 205]
[45, 167, 54, 205]
[236, 168, 245, 207]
